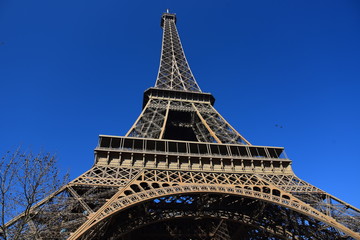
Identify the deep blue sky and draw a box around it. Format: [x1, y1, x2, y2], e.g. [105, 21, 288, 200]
[1, 1, 359, 208]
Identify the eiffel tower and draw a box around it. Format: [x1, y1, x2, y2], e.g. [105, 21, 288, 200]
[4, 11, 360, 240]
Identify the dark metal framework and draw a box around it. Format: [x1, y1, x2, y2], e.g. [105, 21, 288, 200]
[3, 11, 360, 240]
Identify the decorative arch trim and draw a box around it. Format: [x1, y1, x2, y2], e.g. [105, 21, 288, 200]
[71, 183, 357, 239]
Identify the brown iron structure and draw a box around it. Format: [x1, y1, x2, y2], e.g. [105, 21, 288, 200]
[4, 11, 360, 239]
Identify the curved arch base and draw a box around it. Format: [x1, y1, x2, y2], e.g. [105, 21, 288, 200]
[80, 193, 347, 240]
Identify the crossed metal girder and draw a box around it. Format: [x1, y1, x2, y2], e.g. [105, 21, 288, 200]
[62, 167, 360, 239]
[79, 194, 347, 239]
[3, 165, 360, 239]
[126, 97, 250, 144]
[155, 13, 201, 92]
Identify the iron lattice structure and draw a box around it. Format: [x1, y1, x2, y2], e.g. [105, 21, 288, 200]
[3, 11, 360, 240]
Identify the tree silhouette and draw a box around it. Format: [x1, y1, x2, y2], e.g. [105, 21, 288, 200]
[0, 149, 68, 240]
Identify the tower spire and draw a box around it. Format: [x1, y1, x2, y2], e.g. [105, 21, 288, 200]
[155, 11, 201, 92]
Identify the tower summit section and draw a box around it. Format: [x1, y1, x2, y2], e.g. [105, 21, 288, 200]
[156, 12, 200, 92]
[127, 12, 250, 144]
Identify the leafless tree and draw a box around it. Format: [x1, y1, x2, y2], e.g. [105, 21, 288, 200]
[0, 149, 68, 240]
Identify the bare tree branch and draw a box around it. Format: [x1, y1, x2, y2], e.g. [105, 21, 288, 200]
[0, 149, 68, 240]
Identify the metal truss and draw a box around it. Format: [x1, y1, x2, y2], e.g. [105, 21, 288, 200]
[80, 194, 348, 239]
[155, 12, 201, 92]
[64, 165, 359, 239]
[4, 164, 360, 239]
[259, 174, 360, 232]
[3, 11, 360, 240]
[126, 99, 168, 139]
[127, 11, 250, 144]
[193, 102, 249, 144]
[126, 98, 250, 144]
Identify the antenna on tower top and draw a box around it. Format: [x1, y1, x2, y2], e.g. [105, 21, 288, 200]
[166, 9, 170, 13]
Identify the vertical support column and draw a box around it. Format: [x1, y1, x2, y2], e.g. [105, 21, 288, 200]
[159, 101, 171, 139]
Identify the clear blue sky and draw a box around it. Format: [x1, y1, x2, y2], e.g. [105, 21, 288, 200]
[1, 1, 359, 208]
